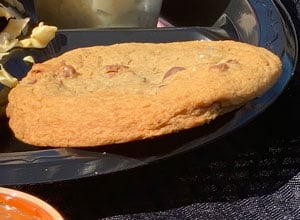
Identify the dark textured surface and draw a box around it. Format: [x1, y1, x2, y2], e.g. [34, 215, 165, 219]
[4, 0, 300, 219]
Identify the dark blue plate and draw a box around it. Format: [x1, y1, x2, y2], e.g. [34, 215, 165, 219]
[0, 0, 297, 185]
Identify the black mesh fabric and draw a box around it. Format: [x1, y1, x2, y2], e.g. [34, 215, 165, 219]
[105, 173, 300, 219]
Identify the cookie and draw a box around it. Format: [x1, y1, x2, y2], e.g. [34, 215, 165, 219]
[6, 40, 282, 147]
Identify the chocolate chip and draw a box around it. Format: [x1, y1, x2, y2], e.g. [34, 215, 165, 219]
[163, 66, 185, 80]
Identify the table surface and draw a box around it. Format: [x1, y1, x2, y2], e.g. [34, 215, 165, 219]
[5, 0, 300, 219]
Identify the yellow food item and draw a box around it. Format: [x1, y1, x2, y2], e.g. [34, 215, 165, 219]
[0, 1, 57, 88]
[18, 22, 57, 48]
[0, 2, 57, 57]
[0, 64, 18, 88]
